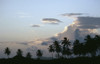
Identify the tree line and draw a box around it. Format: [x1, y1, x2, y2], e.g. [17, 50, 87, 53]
[48, 35, 100, 59]
[4, 48, 42, 59]
[3, 35, 100, 59]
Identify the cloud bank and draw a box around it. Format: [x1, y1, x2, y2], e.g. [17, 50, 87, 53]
[28, 16, 100, 46]
[76, 17, 100, 29]
[41, 16, 100, 45]
[56, 16, 99, 40]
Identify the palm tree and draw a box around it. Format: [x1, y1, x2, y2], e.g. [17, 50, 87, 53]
[36, 49, 43, 59]
[53, 41, 61, 58]
[94, 35, 100, 56]
[62, 37, 70, 47]
[26, 52, 32, 59]
[94, 35, 100, 48]
[61, 37, 71, 58]
[48, 45, 54, 59]
[4, 47, 11, 58]
[84, 35, 97, 57]
[73, 40, 83, 56]
[16, 49, 23, 57]
[62, 46, 67, 58]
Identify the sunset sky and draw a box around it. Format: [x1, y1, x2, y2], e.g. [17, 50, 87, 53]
[0, 0, 100, 42]
[0, 0, 100, 58]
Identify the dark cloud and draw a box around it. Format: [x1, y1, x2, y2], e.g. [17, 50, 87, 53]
[31, 24, 41, 27]
[41, 39, 53, 46]
[76, 17, 100, 29]
[78, 25, 99, 29]
[42, 18, 62, 24]
[41, 42, 48, 45]
[41, 36, 59, 45]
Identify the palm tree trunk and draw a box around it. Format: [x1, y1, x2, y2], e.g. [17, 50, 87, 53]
[52, 52, 53, 59]
[66, 55, 67, 58]
[58, 53, 59, 58]
[7, 55, 9, 59]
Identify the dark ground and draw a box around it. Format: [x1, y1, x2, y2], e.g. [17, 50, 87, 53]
[0, 56, 100, 64]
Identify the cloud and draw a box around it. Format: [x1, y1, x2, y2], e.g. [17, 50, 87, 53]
[55, 16, 100, 41]
[41, 37, 59, 45]
[42, 18, 62, 24]
[28, 16, 100, 46]
[75, 17, 100, 29]
[41, 41, 49, 45]
[61, 13, 83, 17]
[31, 24, 41, 27]
[40, 16, 100, 45]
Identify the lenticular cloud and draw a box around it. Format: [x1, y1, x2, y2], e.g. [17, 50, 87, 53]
[42, 18, 62, 24]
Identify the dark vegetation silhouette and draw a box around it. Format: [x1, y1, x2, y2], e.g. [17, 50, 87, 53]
[16, 49, 23, 57]
[26, 52, 32, 59]
[48, 45, 54, 59]
[0, 35, 100, 64]
[73, 39, 85, 56]
[36, 49, 43, 59]
[61, 37, 72, 58]
[53, 41, 61, 58]
[4, 47, 11, 58]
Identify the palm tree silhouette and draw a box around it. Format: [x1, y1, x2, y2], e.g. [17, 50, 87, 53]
[48, 45, 54, 59]
[94, 35, 100, 56]
[61, 37, 71, 58]
[16, 49, 23, 57]
[62, 46, 67, 58]
[4, 47, 11, 58]
[94, 35, 100, 49]
[73, 39, 83, 56]
[84, 35, 97, 57]
[62, 37, 70, 47]
[53, 41, 61, 58]
[26, 52, 32, 59]
[36, 49, 43, 59]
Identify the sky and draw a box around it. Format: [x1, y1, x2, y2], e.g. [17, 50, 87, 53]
[0, 0, 100, 58]
[0, 0, 100, 42]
